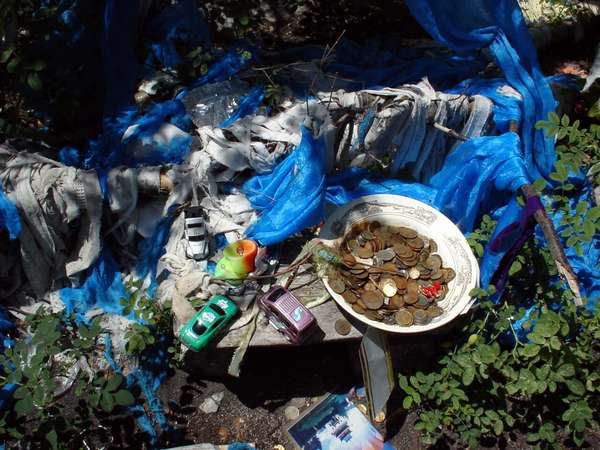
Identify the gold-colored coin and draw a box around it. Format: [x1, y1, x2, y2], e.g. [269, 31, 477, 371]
[342, 253, 357, 267]
[365, 310, 383, 321]
[395, 309, 414, 326]
[352, 303, 366, 314]
[407, 237, 424, 250]
[357, 245, 374, 259]
[413, 309, 429, 325]
[425, 255, 442, 271]
[404, 291, 418, 305]
[329, 278, 346, 294]
[390, 294, 405, 309]
[394, 276, 407, 291]
[362, 291, 384, 310]
[429, 239, 438, 253]
[398, 227, 417, 239]
[427, 306, 444, 318]
[342, 290, 358, 304]
[443, 267, 456, 282]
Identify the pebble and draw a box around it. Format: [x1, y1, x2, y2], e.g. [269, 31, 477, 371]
[199, 391, 224, 414]
[284, 405, 300, 421]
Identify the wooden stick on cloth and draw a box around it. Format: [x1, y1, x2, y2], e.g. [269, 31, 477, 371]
[507, 121, 583, 306]
[433, 119, 583, 306]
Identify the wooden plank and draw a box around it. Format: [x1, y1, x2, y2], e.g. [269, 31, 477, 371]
[216, 264, 366, 348]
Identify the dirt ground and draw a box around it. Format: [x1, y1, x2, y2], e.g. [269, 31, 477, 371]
[157, 341, 427, 449]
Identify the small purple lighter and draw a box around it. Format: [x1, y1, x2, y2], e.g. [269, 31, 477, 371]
[258, 286, 316, 344]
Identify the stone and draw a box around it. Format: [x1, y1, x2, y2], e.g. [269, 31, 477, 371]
[284, 405, 300, 421]
[199, 391, 225, 414]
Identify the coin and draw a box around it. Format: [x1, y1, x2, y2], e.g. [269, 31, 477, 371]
[414, 295, 430, 309]
[375, 248, 395, 262]
[342, 290, 358, 304]
[390, 294, 405, 308]
[335, 318, 353, 335]
[363, 281, 377, 292]
[443, 268, 456, 282]
[338, 222, 450, 326]
[352, 303, 366, 314]
[404, 291, 418, 304]
[357, 245, 374, 259]
[413, 309, 429, 325]
[329, 278, 346, 294]
[362, 291, 384, 310]
[374, 410, 386, 423]
[398, 227, 417, 239]
[407, 237, 424, 250]
[342, 254, 357, 267]
[365, 310, 383, 321]
[380, 277, 397, 297]
[395, 309, 414, 326]
[409, 267, 420, 279]
[368, 221, 382, 232]
[381, 262, 398, 273]
[429, 239, 438, 253]
[431, 270, 443, 280]
[394, 276, 407, 291]
[427, 306, 444, 318]
[425, 255, 442, 271]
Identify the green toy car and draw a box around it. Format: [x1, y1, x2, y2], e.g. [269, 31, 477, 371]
[179, 295, 239, 351]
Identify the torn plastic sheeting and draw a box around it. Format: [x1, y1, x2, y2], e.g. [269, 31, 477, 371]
[324, 167, 437, 207]
[329, 39, 486, 90]
[177, 45, 257, 100]
[326, 133, 529, 232]
[244, 126, 327, 245]
[219, 86, 265, 128]
[481, 184, 600, 310]
[183, 79, 251, 129]
[82, 99, 192, 194]
[60, 250, 128, 323]
[0, 185, 21, 240]
[145, 0, 211, 69]
[272, 38, 486, 91]
[428, 132, 529, 230]
[405, 0, 556, 179]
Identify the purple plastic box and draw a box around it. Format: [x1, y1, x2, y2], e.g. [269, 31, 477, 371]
[258, 286, 316, 344]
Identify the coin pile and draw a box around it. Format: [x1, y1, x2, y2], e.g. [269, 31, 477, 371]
[328, 221, 456, 326]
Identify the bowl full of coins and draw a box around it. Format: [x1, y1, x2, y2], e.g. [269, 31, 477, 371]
[319, 194, 479, 333]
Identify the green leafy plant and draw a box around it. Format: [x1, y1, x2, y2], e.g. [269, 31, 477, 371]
[120, 281, 185, 367]
[121, 281, 173, 356]
[536, 112, 600, 185]
[466, 214, 497, 258]
[401, 112, 600, 448]
[0, 309, 136, 448]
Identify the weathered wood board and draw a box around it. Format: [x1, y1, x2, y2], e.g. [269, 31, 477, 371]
[216, 264, 366, 348]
